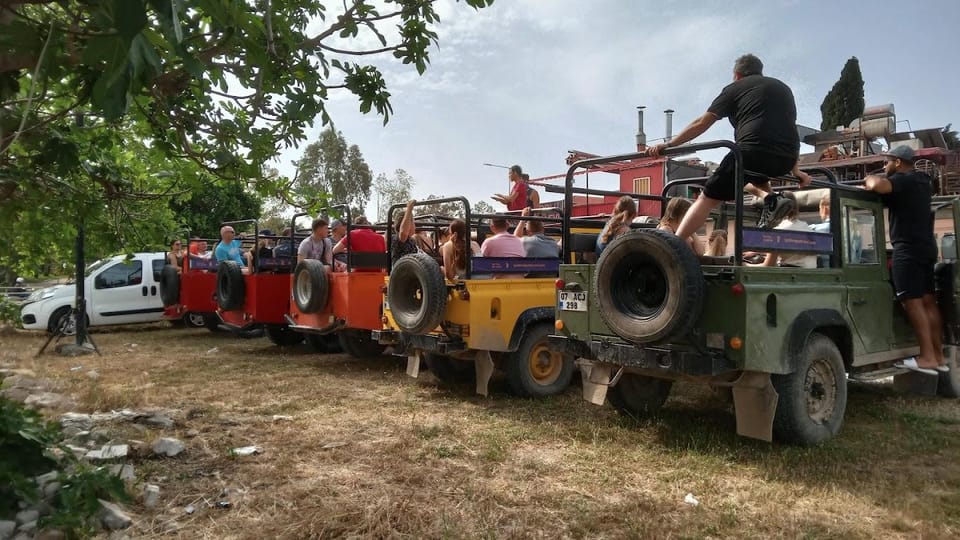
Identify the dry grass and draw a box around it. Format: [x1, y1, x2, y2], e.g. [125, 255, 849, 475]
[3, 324, 960, 539]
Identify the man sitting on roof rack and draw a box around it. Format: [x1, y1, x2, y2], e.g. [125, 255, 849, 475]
[648, 53, 812, 240]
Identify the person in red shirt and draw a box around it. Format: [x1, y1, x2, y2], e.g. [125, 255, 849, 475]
[492, 165, 538, 211]
[332, 215, 386, 271]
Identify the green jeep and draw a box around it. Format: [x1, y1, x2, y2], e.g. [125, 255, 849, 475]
[548, 140, 960, 445]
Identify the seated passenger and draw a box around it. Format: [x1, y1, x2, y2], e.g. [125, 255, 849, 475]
[167, 239, 184, 273]
[298, 218, 333, 271]
[214, 225, 253, 274]
[332, 216, 386, 271]
[750, 193, 817, 268]
[273, 227, 294, 258]
[441, 219, 481, 280]
[188, 237, 210, 259]
[809, 193, 831, 233]
[513, 207, 560, 258]
[595, 196, 637, 258]
[391, 200, 419, 265]
[705, 229, 728, 257]
[481, 217, 525, 279]
[257, 229, 275, 260]
[659, 197, 704, 255]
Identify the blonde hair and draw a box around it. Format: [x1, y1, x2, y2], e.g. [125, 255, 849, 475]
[601, 196, 637, 244]
[706, 229, 727, 257]
[661, 197, 693, 229]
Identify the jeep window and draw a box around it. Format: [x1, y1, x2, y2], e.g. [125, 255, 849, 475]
[152, 259, 166, 281]
[94, 261, 143, 289]
[842, 206, 879, 265]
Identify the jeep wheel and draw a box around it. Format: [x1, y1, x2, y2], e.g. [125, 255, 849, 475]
[159, 265, 181, 306]
[338, 329, 385, 358]
[506, 323, 574, 397]
[307, 333, 343, 354]
[424, 353, 474, 384]
[203, 314, 223, 333]
[388, 252, 447, 334]
[294, 260, 328, 313]
[266, 325, 304, 347]
[184, 312, 206, 328]
[772, 333, 847, 445]
[216, 261, 246, 311]
[594, 229, 704, 344]
[607, 373, 673, 418]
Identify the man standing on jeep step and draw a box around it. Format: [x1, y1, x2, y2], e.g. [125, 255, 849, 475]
[649, 54, 811, 236]
[865, 145, 947, 375]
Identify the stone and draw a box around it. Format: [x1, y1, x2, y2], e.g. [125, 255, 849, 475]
[86, 370, 100, 380]
[152, 437, 185, 457]
[141, 414, 174, 429]
[65, 444, 88, 458]
[25, 391, 75, 410]
[98, 500, 132, 530]
[0, 387, 29, 402]
[0, 368, 36, 379]
[34, 471, 58, 488]
[30, 502, 54, 518]
[1, 374, 50, 391]
[35, 530, 66, 540]
[59, 412, 94, 432]
[143, 484, 160, 509]
[11, 533, 31, 540]
[85, 444, 129, 461]
[57, 343, 95, 357]
[16, 521, 36, 534]
[185, 429, 200, 438]
[0, 521, 16, 540]
[43, 481, 61, 499]
[15, 510, 39, 525]
[108, 464, 136, 483]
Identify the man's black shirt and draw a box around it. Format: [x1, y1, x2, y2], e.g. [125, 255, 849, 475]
[708, 75, 799, 158]
[882, 170, 936, 253]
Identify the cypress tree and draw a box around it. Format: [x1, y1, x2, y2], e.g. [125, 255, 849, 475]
[820, 57, 866, 131]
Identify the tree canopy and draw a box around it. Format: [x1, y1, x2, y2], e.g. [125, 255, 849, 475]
[289, 127, 372, 215]
[0, 0, 494, 274]
[374, 168, 413, 223]
[820, 57, 865, 131]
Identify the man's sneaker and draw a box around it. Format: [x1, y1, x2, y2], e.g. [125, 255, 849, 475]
[757, 194, 792, 229]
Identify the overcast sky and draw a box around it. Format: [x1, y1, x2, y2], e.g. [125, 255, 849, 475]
[274, 0, 960, 218]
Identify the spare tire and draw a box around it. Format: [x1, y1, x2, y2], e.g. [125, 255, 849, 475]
[594, 229, 704, 344]
[216, 261, 246, 311]
[293, 260, 328, 313]
[387, 252, 447, 334]
[159, 265, 180, 306]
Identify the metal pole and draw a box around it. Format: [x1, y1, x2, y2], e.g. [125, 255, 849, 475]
[74, 112, 88, 347]
[585, 170, 590, 215]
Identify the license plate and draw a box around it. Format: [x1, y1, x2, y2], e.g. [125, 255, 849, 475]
[558, 291, 587, 312]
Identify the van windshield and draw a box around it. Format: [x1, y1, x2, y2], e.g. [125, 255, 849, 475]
[83, 259, 110, 278]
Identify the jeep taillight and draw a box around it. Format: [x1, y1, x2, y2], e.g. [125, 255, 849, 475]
[731, 283, 744, 296]
[555, 278, 566, 290]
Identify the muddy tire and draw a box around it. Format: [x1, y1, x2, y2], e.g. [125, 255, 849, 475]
[772, 333, 847, 445]
[266, 325, 304, 347]
[294, 260, 328, 313]
[607, 373, 673, 418]
[48, 307, 76, 335]
[506, 323, 574, 397]
[203, 314, 223, 333]
[216, 261, 245, 311]
[307, 333, 343, 354]
[424, 353, 474, 384]
[159, 265, 180, 306]
[594, 229, 704, 344]
[183, 312, 206, 328]
[387, 252, 447, 334]
[338, 329, 385, 358]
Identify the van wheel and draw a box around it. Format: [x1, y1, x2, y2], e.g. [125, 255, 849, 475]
[203, 314, 223, 333]
[49, 307, 78, 335]
[388, 252, 447, 334]
[506, 323, 574, 397]
[607, 373, 673, 418]
[307, 333, 343, 354]
[266, 325, 304, 347]
[424, 353, 474, 384]
[294, 260, 328, 313]
[159, 265, 180, 306]
[183, 312, 206, 328]
[594, 229, 704, 344]
[338, 329, 385, 358]
[216, 261, 245, 311]
[772, 333, 847, 445]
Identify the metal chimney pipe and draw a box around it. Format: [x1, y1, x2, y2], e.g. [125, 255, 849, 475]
[636, 106, 647, 149]
[664, 109, 675, 143]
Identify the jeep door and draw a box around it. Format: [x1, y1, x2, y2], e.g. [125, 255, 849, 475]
[840, 197, 893, 355]
[89, 258, 164, 325]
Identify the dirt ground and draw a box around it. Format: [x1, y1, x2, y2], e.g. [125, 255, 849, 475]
[2, 324, 960, 539]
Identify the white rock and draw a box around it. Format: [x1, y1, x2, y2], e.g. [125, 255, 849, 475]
[69, 365, 83, 372]
[65, 444, 87, 457]
[98, 500, 132, 530]
[34, 471, 58, 488]
[86, 370, 100, 380]
[184, 504, 195, 514]
[24, 392, 74, 410]
[321, 441, 348, 450]
[0, 520, 16, 540]
[683, 493, 700, 507]
[60, 412, 94, 431]
[185, 429, 200, 438]
[15, 510, 38, 526]
[16, 521, 36, 534]
[206, 347, 219, 354]
[84, 444, 129, 461]
[142, 414, 174, 429]
[271, 415, 294, 422]
[143, 484, 161, 509]
[108, 464, 136, 482]
[152, 437, 185, 457]
[230, 446, 262, 456]
[43, 481, 61, 499]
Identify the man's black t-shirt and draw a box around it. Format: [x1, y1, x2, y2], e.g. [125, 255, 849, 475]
[707, 75, 799, 158]
[882, 170, 936, 254]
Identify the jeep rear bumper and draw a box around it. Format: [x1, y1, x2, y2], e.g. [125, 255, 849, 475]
[549, 335, 735, 377]
[373, 330, 466, 355]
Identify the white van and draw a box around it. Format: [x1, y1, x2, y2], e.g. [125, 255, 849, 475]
[20, 252, 169, 333]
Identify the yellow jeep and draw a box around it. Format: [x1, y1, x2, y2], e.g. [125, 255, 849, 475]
[374, 202, 573, 397]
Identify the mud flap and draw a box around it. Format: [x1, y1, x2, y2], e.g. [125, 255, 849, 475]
[579, 361, 610, 405]
[475, 350, 495, 397]
[406, 350, 421, 378]
[731, 371, 778, 442]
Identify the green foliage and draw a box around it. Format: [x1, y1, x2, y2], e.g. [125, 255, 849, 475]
[45, 466, 130, 537]
[944, 125, 960, 150]
[820, 57, 865, 131]
[0, 397, 59, 516]
[0, 295, 21, 327]
[169, 179, 263, 238]
[374, 169, 414, 223]
[419, 195, 466, 218]
[291, 127, 373, 214]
